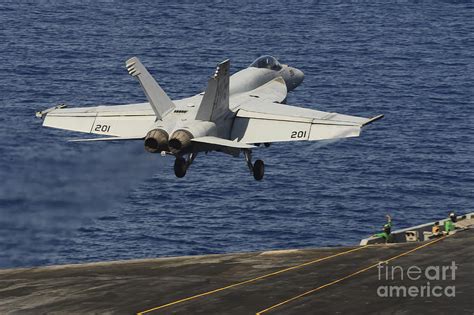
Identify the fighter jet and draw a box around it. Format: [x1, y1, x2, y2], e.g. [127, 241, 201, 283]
[36, 55, 383, 180]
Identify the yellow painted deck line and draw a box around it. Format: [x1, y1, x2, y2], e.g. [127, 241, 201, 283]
[136, 245, 369, 314]
[255, 236, 448, 315]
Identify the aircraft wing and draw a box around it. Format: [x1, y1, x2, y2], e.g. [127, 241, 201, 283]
[191, 136, 256, 157]
[231, 100, 383, 144]
[36, 103, 156, 138]
[192, 136, 256, 149]
[37, 57, 178, 139]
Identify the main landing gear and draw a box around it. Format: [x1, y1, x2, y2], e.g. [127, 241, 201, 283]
[243, 149, 265, 181]
[174, 151, 265, 181]
[174, 153, 197, 178]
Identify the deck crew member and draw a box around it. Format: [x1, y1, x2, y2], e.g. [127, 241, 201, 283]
[432, 222, 441, 237]
[444, 212, 457, 234]
[374, 214, 393, 242]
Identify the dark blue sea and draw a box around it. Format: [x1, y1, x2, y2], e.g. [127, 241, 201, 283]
[0, 1, 473, 268]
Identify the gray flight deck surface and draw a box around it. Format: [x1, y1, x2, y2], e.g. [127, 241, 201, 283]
[1, 229, 472, 314]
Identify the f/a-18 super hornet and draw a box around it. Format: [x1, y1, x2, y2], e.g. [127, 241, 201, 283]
[36, 55, 383, 180]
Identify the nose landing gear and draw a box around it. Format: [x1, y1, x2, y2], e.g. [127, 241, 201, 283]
[243, 149, 265, 181]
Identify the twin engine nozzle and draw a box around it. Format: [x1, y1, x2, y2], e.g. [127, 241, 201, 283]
[168, 130, 193, 153]
[144, 129, 170, 153]
[145, 122, 216, 155]
[144, 128, 194, 154]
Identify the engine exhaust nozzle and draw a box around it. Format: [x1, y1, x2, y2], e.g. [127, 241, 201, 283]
[144, 129, 169, 153]
[169, 129, 193, 154]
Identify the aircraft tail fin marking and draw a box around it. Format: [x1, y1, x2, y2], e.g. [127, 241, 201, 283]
[195, 59, 231, 122]
[126, 57, 175, 120]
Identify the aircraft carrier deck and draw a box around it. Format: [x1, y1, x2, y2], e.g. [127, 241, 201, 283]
[1, 220, 473, 314]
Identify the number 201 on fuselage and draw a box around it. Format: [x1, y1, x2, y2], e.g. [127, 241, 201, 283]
[94, 124, 111, 133]
[291, 130, 307, 139]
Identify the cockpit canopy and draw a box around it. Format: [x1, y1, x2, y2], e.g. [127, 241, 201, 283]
[249, 55, 282, 71]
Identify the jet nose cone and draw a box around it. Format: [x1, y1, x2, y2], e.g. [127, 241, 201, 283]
[293, 68, 304, 86]
[285, 67, 304, 91]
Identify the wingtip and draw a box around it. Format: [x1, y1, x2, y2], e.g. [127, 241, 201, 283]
[35, 104, 68, 119]
[362, 114, 384, 127]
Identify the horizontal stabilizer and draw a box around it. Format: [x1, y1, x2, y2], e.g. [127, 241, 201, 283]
[68, 136, 144, 142]
[126, 57, 175, 120]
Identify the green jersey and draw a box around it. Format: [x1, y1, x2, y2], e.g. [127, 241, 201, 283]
[374, 219, 393, 241]
[375, 231, 389, 239]
[444, 220, 455, 233]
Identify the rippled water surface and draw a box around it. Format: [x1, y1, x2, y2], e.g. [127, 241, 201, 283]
[0, 1, 473, 268]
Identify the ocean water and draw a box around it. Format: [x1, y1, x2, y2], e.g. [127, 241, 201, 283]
[0, 1, 473, 268]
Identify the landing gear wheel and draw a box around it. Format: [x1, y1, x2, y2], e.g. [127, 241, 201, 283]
[174, 157, 187, 178]
[253, 159, 264, 181]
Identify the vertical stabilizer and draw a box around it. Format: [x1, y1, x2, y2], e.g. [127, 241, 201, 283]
[195, 59, 231, 122]
[126, 57, 175, 120]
